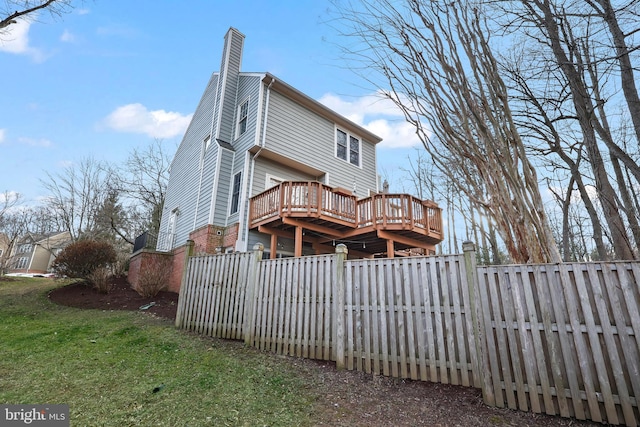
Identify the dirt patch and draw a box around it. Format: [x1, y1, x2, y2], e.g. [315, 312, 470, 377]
[47, 278, 600, 426]
[48, 277, 178, 320]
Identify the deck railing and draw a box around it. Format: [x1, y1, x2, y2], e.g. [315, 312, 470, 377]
[250, 181, 442, 236]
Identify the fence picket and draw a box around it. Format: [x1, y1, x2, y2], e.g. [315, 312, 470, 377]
[412, 258, 427, 382]
[440, 259, 458, 386]
[295, 258, 304, 358]
[385, 261, 400, 378]
[346, 260, 355, 371]
[302, 258, 311, 359]
[309, 258, 318, 359]
[393, 260, 407, 379]
[322, 257, 332, 361]
[353, 262, 363, 372]
[498, 267, 527, 409]
[450, 258, 468, 386]
[533, 266, 568, 417]
[402, 258, 418, 380]
[517, 266, 553, 415]
[579, 264, 617, 423]
[369, 260, 381, 375]
[282, 260, 293, 355]
[507, 266, 539, 412]
[559, 265, 598, 421]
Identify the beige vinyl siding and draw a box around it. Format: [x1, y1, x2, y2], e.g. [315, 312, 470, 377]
[264, 90, 377, 196]
[31, 246, 50, 271]
[159, 73, 219, 249]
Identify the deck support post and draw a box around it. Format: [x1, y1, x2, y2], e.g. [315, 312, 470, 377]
[270, 234, 278, 259]
[294, 226, 303, 257]
[386, 238, 395, 258]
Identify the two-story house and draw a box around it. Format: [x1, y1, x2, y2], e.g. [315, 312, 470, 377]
[158, 27, 442, 260]
[7, 231, 71, 275]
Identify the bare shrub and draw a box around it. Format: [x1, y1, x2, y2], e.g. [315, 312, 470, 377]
[52, 240, 117, 279]
[88, 266, 112, 294]
[135, 256, 171, 298]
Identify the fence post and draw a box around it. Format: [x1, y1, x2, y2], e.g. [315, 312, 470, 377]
[175, 240, 195, 328]
[244, 243, 264, 346]
[463, 241, 493, 405]
[334, 244, 348, 370]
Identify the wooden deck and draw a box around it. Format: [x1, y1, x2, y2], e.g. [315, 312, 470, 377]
[249, 181, 443, 258]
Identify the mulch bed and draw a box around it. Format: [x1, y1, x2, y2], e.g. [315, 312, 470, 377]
[48, 277, 178, 320]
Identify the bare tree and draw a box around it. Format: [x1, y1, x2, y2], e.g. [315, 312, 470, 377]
[40, 157, 112, 241]
[0, 191, 22, 226]
[497, 0, 638, 259]
[0, 207, 31, 274]
[112, 138, 171, 237]
[331, 0, 562, 262]
[502, 47, 611, 259]
[586, 0, 640, 150]
[1, 0, 75, 33]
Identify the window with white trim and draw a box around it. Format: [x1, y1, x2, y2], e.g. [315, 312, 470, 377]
[237, 98, 249, 137]
[230, 172, 242, 214]
[336, 129, 361, 167]
[17, 243, 33, 254]
[265, 173, 285, 190]
[15, 257, 29, 269]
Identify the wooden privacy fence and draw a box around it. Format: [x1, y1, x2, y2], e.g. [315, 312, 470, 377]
[175, 243, 640, 426]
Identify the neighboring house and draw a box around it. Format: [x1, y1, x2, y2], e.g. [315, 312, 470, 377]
[158, 27, 443, 259]
[7, 232, 72, 275]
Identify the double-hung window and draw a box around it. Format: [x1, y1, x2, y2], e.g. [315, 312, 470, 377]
[237, 99, 249, 137]
[230, 172, 242, 214]
[336, 129, 361, 167]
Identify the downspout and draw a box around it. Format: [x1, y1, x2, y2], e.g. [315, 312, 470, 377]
[243, 77, 275, 247]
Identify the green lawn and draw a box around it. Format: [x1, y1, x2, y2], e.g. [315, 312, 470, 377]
[0, 277, 316, 426]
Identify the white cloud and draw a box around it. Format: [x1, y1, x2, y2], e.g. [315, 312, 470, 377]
[18, 137, 52, 147]
[77, 8, 90, 15]
[103, 103, 192, 138]
[0, 129, 5, 143]
[0, 19, 46, 62]
[60, 29, 75, 43]
[318, 92, 423, 149]
[57, 160, 74, 168]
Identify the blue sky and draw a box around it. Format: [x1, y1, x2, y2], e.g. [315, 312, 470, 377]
[0, 0, 422, 205]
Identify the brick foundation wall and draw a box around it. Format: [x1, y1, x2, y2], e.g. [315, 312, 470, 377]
[127, 240, 194, 295]
[167, 244, 188, 293]
[223, 223, 239, 249]
[189, 225, 224, 254]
